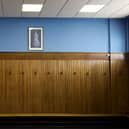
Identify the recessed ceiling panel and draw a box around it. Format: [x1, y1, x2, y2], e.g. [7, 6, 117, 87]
[58, 0, 89, 17]
[22, 0, 44, 17]
[40, 0, 67, 17]
[3, 0, 23, 16]
[77, 0, 111, 17]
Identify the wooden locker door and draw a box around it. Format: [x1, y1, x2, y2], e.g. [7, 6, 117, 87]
[86, 60, 110, 114]
[3, 60, 22, 113]
[111, 60, 129, 114]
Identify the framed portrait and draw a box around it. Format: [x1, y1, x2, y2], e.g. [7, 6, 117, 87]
[29, 27, 43, 50]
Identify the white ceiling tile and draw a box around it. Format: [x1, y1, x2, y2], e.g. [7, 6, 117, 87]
[3, 0, 23, 17]
[76, 13, 95, 18]
[22, 12, 40, 17]
[58, 0, 88, 17]
[0, 0, 3, 16]
[24, 0, 44, 4]
[1, 0, 129, 18]
[96, 0, 129, 17]
[110, 4, 129, 18]
[40, 0, 67, 17]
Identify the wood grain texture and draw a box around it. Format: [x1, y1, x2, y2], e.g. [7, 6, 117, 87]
[0, 52, 128, 115]
[0, 113, 124, 117]
[0, 52, 108, 60]
[111, 60, 129, 114]
[111, 53, 129, 60]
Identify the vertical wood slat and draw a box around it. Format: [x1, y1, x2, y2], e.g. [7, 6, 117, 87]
[111, 53, 129, 114]
[111, 60, 129, 114]
[0, 52, 128, 114]
[0, 60, 5, 113]
[0, 60, 22, 113]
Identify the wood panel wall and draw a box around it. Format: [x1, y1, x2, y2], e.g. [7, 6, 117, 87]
[0, 52, 128, 114]
[111, 53, 129, 114]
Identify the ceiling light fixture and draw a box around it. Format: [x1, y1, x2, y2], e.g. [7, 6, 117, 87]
[80, 5, 104, 13]
[22, 4, 43, 12]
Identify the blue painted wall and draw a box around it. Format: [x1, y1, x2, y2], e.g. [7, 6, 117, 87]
[110, 19, 127, 52]
[126, 17, 129, 52]
[0, 18, 127, 52]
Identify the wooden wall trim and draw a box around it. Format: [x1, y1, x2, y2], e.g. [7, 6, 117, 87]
[111, 53, 129, 60]
[0, 113, 124, 117]
[0, 52, 109, 60]
[0, 52, 128, 60]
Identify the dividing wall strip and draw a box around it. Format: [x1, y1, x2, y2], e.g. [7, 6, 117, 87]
[126, 18, 129, 53]
[108, 19, 112, 113]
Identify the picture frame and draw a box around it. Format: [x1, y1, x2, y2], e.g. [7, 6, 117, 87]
[29, 27, 43, 50]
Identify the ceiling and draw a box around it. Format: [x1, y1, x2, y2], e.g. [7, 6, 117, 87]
[0, 0, 129, 18]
